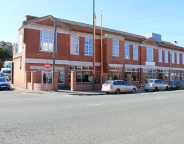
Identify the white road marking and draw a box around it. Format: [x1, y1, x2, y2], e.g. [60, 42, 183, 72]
[86, 103, 104, 106]
[156, 97, 165, 99]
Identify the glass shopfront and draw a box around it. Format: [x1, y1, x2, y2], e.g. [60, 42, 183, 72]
[125, 68, 140, 81]
[68, 66, 93, 83]
[143, 69, 157, 80]
[158, 70, 169, 81]
[182, 71, 184, 81]
[109, 67, 122, 80]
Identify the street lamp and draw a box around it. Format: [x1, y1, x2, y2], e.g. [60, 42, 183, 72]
[169, 51, 172, 83]
[92, 0, 95, 90]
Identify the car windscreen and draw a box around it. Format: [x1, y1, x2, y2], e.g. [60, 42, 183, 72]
[145, 80, 153, 83]
[0, 78, 5, 82]
[104, 80, 113, 84]
[3, 70, 11, 73]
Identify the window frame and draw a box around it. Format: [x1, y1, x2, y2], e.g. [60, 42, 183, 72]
[177, 53, 180, 64]
[40, 30, 56, 52]
[165, 50, 168, 63]
[70, 35, 80, 55]
[147, 47, 153, 61]
[112, 39, 119, 57]
[158, 49, 162, 62]
[171, 51, 175, 64]
[182, 53, 184, 64]
[133, 45, 138, 60]
[124, 44, 130, 59]
[84, 37, 93, 56]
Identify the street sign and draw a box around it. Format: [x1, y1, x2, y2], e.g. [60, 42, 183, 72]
[45, 62, 50, 69]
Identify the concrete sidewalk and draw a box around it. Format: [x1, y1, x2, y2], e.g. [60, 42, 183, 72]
[10, 84, 145, 95]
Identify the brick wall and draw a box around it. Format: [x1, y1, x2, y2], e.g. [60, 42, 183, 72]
[76, 84, 102, 91]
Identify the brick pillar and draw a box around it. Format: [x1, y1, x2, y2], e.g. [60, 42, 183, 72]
[162, 75, 165, 81]
[175, 75, 178, 80]
[102, 73, 108, 83]
[71, 71, 76, 91]
[127, 74, 132, 83]
[54, 71, 59, 91]
[25, 71, 31, 89]
[65, 65, 69, 86]
[31, 71, 36, 90]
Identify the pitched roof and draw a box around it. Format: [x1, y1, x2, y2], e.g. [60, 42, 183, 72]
[23, 15, 184, 50]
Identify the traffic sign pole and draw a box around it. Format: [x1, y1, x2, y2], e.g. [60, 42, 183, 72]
[44, 62, 50, 92]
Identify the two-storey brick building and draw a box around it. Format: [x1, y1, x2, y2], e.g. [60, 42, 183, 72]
[13, 15, 184, 90]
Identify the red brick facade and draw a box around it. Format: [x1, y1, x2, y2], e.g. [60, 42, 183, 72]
[13, 15, 184, 90]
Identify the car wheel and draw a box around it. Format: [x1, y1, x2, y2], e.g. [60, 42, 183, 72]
[176, 86, 179, 90]
[154, 87, 158, 92]
[131, 88, 136, 93]
[106, 92, 110, 94]
[115, 89, 120, 94]
[165, 86, 169, 91]
[145, 89, 148, 92]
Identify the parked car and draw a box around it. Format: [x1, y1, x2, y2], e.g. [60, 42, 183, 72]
[0, 72, 4, 77]
[101, 80, 137, 94]
[144, 79, 169, 92]
[169, 80, 184, 90]
[0, 77, 10, 90]
[1, 68, 11, 81]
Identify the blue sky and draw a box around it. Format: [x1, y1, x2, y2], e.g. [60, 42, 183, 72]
[0, 0, 184, 47]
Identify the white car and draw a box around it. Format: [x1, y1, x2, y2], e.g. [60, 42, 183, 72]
[144, 79, 169, 92]
[102, 80, 137, 94]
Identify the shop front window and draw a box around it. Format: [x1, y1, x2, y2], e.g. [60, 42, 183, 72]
[109, 67, 122, 80]
[58, 70, 65, 84]
[125, 68, 139, 81]
[68, 66, 93, 83]
[158, 70, 169, 81]
[143, 69, 157, 81]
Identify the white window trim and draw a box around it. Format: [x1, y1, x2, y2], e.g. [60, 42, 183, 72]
[158, 49, 162, 62]
[133, 45, 138, 60]
[125, 44, 130, 59]
[84, 37, 93, 56]
[171, 52, 175, 64]
[70, 35, 80, 55]
[177, 53, 180, 64]
[165, 50, 168, 63]
[147, 47, 153, 61]
[182, 53, 184, 64]
[40, 30, 57, 53]
[112, 39, 119, 57]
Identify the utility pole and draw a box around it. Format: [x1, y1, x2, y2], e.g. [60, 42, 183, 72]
[169, 51, 172, 83]
[52, 19, 57, 91]
[100, 7, 103, 84]
[92, 0, 95, 90]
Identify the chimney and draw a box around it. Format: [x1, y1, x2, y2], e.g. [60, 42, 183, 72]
[26, 15, 38, 21]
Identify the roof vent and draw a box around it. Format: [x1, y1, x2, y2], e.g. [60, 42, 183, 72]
[144, 33, 162, 42]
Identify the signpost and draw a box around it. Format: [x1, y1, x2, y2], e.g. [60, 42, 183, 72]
[45, 62, 50, 91]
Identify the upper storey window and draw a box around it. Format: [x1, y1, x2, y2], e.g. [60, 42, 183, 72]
[165, 50, 168, 63]
[112, 39, 119, 57]
[177, 53, 180, 64]
[124, 44, 130, 59]
[40, 30, 54, 52]
[133, 45, 138, 60]
[158, 49, 162, 62]
[171, 52, 175, 64]
[71, 35, 79, 54]
[85, 37, 93, 55]
[147, 47, 153, 61]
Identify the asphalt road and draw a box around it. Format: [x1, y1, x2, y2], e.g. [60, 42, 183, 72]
[0, 90, 184, 144]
